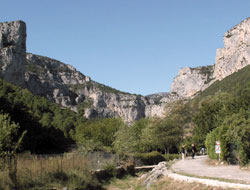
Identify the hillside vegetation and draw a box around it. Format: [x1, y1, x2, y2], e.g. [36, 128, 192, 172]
[191, 65, 250, 165]
[196, 65, 250, 98]
[1, 64, 250, 189]
[0, 78, 124, 154]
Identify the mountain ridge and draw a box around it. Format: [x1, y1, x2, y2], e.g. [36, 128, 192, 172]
[1, 18, 250, 122]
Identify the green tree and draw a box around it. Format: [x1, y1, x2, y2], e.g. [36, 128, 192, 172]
[192, 95, 225, 147]
[0, 113, 26, 188]
[141, 118, 183, 154]
[113, 118, 151, 154]
[75, 118, 124, 152]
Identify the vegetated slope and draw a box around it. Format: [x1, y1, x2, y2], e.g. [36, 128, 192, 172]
[182, 64, 250, 144]
[190, 65, 250, 165]
[0, 77, 79, 153]
[172, 17, 250, 99]
[196, 65, 250, 99]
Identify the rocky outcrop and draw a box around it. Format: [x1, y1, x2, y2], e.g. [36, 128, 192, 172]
[145, 93, 180, 118]
[140, 162, 169, 189]
[171, 17, 250, 98]
[0, 20, 26, 87]
[4, 17, 250, 121]
[171, 66, 214, 98]
[25, 53, 179, 122]
[25, 53, 85, 108]
[213, 17, 250, 80]
[0, 20, 179, 123]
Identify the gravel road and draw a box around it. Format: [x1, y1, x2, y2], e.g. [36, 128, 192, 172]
[171, 155, 250, 184]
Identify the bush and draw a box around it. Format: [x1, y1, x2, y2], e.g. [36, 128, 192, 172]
[225, 114, 250, 165]
[205, 128, 219, 160]
[95, 164, 117, 182]
[205, 112, 250, 166]
[68, 171, 102, 190]
[133, 151, 165, 165]
[47, 170, 68, 184]
[124, 164, 135, 176]
[163, 154, 180, 162]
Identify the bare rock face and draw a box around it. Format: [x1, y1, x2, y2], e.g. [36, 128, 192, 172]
[0, 20, 181, 122]
[25, 53, 179, 122]
[145, 93, 180, 118]
[213, 17, 250, 80]
[25, 53, 82, 107]
[171, 66, 214, 98]
[171, 17, 250, 98]
[0, 20, 26, 87]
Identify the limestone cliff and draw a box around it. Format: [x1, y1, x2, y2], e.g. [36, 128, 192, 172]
[0, 20, 170, 123]
[0, 21, 179, 122]
[0, 20, 26, 87]
[171, 17, 250, 98]
[213, 17, 250, 80]
[171, 66, 214, 98]
[25, 53, 179, 122]
[2, 17, 250, 121]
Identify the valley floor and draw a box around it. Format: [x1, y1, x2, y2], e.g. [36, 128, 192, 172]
[106, 156, 250, 190]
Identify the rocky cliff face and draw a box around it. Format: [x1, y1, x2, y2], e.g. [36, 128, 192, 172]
[171, 17, 250, 98]
[0, 20, 179, 123]
[2, 18, 250, 121]
[213, 17, 250, 80]
[25, 53, 179, 122]
[171, 66, 214, 98]
[0, 20, 26, 87]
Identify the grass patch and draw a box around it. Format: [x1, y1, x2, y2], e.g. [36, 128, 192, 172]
[105, 173, 145, 190]
[173, 171, 249, 185]
[0, 153, 106, 190]
[106, 174, 230, 190]
[151, 176, 230, 190]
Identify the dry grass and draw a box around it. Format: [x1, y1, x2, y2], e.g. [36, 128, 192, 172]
[105, 173, 145, 190]
[0, 153, 102, 189]
[105, 174, 235, 190]
[16, 153, 89, 175]
[151, 176, 234, 190]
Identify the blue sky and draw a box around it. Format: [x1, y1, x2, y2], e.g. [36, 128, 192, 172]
[1, 1, 250, 95]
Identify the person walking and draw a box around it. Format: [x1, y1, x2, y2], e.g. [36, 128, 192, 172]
[201, 147, 205, 155]
[181, 145, 186, 160]
[191, 144, 196, 159]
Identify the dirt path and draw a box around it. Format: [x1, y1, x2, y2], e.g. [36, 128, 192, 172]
[171, 155, 250, 184]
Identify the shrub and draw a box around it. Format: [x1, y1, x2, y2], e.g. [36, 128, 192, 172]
[124, 164, 135, 176]
[115, 167, 126, 179]
[163, 154, 180, 162]
[95, 164, 117, 182]
[68, 171, 102, 190]
[205, 112, 250, 166]
[133, 151, 165, 165]
[205, 128, 219, 160]
[225, 114, 250, 165]
[47, 170, 68, 184]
